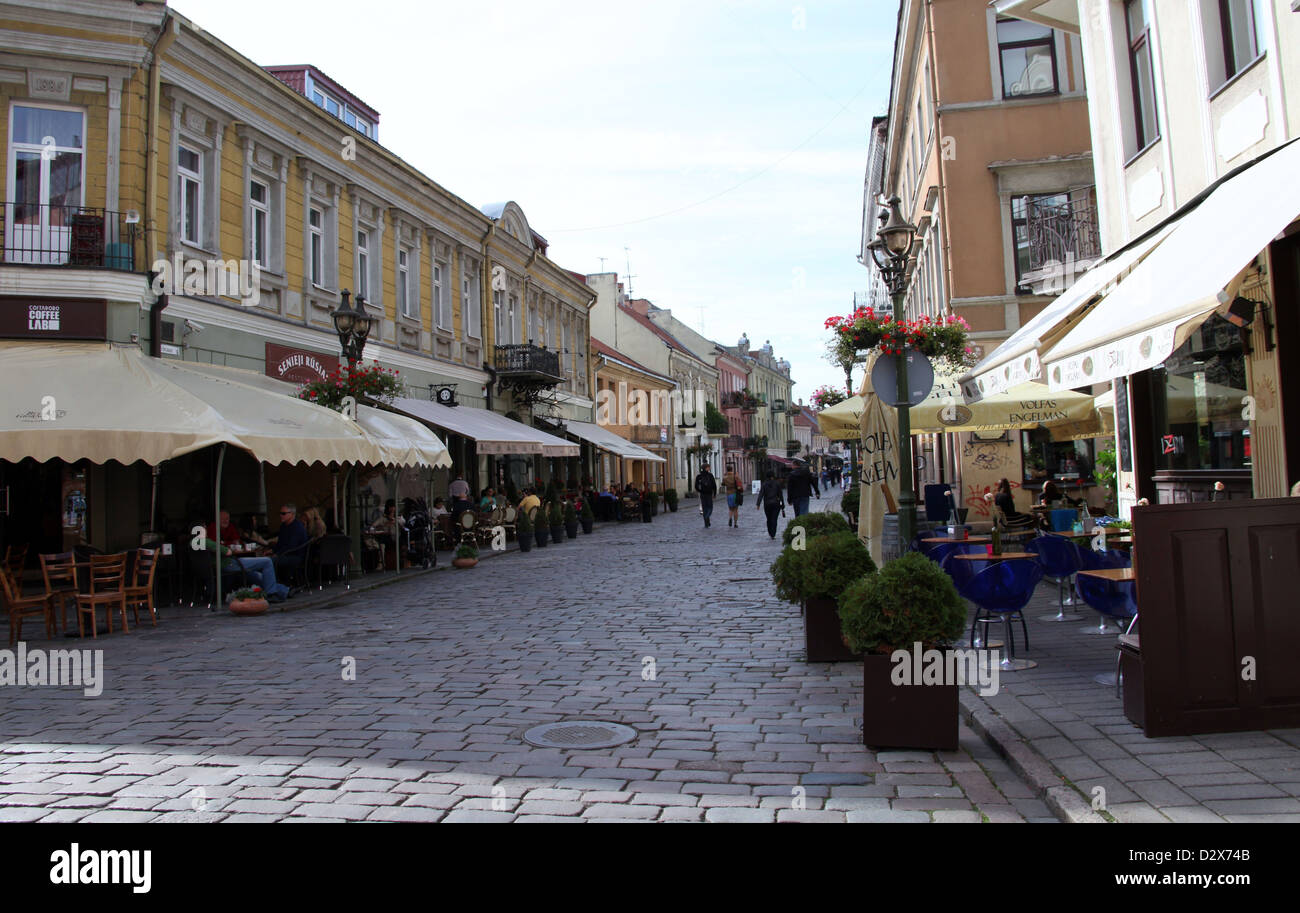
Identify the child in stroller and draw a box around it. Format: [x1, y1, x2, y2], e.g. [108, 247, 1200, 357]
[402, 497, 435, 568]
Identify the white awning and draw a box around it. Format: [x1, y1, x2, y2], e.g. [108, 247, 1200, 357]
[179, 362, 452, 468]
[1044, 138, 1300, 391]
[0, 343, 396, 466]
[563, 420, 667, 463]
[960, 222, 1175, 402]
[392, 397, 578, 457]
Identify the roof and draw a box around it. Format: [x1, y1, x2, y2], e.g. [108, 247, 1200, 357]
[590, 338, 673, 384]
[263, 65, 380, 121]
[617, 304, 711, 367]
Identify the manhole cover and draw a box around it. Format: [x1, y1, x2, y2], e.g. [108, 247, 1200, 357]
[522, 721, 638, 749]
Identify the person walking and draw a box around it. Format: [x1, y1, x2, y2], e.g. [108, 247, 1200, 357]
[721, 463, 742, 528]
[756, 471, 786, 540]
[786, 459, 819, 517]
[695, 465, 717, 528]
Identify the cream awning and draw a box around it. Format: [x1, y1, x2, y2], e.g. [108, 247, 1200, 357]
[563, 420, 667, 463]
[959, 223, 1175, 402]
[1044, 138, 1300, 391]
[179, 362, 451, 468]
[0, 343, 395, 466]
[392, 397, 578, 457]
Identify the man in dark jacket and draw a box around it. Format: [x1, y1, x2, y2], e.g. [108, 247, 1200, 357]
[695, 465, 718, 528]
[755, 471, 786, 539]
[786, 460, 819, 517]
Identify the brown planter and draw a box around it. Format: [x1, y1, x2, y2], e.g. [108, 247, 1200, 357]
[861, 652, 959, 751]
[804, 596, 858, 662]
[452, 558, 478, 569]
[229, 598, 269, 616]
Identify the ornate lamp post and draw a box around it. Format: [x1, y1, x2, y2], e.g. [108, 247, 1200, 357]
[867, 196, 920, 550]
[331, 289, 373, 368]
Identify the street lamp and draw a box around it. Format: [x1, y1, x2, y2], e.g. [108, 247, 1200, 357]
[867, 195, 919, 552]
[331, 289, 373, 368]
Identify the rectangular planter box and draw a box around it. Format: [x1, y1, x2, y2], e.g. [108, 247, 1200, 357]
[804, 596, 858, 662]
[861, 653, 959, 752]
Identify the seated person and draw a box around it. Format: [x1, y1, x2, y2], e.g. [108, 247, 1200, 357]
[266, 503, 310, 580]
[1039, 480, 1063, 507]
[203, 511, 290, 602]
[993, 479, 1036, 532]
[518, 488, 541, 516]
[479, 488, 497, 512]
[301, 507, 327, 541]
[431, 497, 449, 521]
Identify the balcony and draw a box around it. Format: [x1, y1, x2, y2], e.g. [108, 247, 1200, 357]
[1, 203, 140, 271]
[1022, 196, 1102, 293]
[723, 389, 764, 413]
[493, 344, 563, 384]
[723, 434, 743, 451]
[743, 435, 768, 450]
[785, 439, 801, 457]
[771, 398, 786, 413]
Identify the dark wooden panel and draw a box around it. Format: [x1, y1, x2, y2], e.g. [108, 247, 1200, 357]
[1247, 524, 1300, 710]
[1167, 529, 1238, 711]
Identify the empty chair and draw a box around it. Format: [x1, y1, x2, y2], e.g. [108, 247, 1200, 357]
[40, 551, 79, 634]
[75, 553, 128, 638]
[1, 566, 53, 645]
[124, 547, 161, 628]
[965, 560, 1045, 671]
[1029, 535, 1083, 621]
[923, 484, 952, 526]
[456, 511, 478, 548]
[1075, 572, 1136, 639]
[941, 552, 1005, 650]
[313, 534, 352, 590]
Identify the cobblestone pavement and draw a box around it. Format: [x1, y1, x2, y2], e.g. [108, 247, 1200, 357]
[0, 495, 1051, 823]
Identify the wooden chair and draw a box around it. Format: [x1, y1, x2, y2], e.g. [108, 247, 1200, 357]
[1, 566, 53, 645]
[75, 553, 128, 638]
[124, 547, 160, 627]
[39, 551, 79, 634]
[456, 511, 478, 548]
[4, 544, 28, 595]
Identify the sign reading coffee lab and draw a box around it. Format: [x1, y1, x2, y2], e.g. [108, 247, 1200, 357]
[0, 297, 107, 339]
[265, 342, 339, 385]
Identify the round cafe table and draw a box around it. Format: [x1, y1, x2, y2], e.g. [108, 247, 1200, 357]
[950, 551, 1036, 562]
[922, 536, 992, 545]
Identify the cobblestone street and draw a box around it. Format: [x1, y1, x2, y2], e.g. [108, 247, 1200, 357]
[0, 498, 1052, 823]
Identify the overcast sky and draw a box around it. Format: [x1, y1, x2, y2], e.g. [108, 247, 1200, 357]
[173, 0, 896, 403]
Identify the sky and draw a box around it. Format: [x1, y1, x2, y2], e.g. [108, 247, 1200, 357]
[172, 0, 899, 404]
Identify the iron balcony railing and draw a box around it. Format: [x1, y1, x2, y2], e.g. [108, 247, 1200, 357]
[1, 203, 139, 271]
[723, 434, 743, 451]
[1025, 196, 1102, 274]
[493, 344, 562, 382]
[743, 435, 768, 450]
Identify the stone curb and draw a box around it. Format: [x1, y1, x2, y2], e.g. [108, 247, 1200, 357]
[958, 690, 1107, 824]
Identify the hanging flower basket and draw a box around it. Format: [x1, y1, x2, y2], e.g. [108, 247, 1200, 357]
[297, 361, 403, 412]
[826, 306, 976, 374]
[811, 385, 849, 410]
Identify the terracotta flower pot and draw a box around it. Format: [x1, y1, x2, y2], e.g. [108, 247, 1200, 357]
[452, 557, 478, 568]
[229, 598, 269, 616]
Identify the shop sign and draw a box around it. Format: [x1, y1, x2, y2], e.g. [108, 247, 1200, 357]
[0, 297, 107, 340]
[265, 342, 339, 385]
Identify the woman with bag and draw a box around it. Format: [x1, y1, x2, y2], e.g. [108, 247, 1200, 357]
[722, 463, 742, 528]
[755, 471, 786, 540]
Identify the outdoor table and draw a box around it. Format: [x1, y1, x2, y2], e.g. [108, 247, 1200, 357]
[922, 536, 992, 545]
[1077, 567, 1135, 582]
[950, 551, 1036, 562]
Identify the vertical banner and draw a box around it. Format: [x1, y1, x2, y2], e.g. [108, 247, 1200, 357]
[857, 393, 901, 566]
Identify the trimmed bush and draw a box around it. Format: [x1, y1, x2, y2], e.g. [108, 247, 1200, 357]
[664, 488, 678, 510]
[781, 511, 850, 548]
[837, 551, 965, 655]
[841, 483, 860, 519]
[770, 530, 875, 605]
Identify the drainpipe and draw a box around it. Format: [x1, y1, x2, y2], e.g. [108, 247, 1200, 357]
[480, 223, 496, 412]
[149, 293, 168, 357]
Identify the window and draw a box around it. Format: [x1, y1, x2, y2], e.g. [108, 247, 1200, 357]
[356, 229, 370, 299]
[462, 260, 480, 338]
[308, 207, 324, 286]
[6, 105, 85, 265]
[398, 248, 412, 317]
[434, 259, 450, 329]
[1219, 0, 1260, 81]
[1010, 192, 1070, 290]
[249, 179, 269, 268]
[178, 146, 202, 246]
[1126, 0, 1159, 150]
[997, 18, 1059, 97]
[507, 293, 519, 345]
[492, 289, 505, 342]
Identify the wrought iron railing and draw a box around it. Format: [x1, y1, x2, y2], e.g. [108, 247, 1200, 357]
[493, 344, 562, 380]
[1, 203, 139, 271]
[1025, 196, 1101, 274]
[743, 435, 768, 450]
[723, 434, 743, 451]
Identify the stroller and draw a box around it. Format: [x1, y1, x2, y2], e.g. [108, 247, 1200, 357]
[402, 497, 435, 568]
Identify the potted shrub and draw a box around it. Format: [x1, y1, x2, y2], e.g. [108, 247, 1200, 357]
[548, 501, 565, 543]
[453, 543, 479, 568]
[227, 585, 269, 616]
[516, 509, 533, 552]
[531, 507, 548, 548]
[770, 531, 875, 662]
[640, 494, 653, 523]
[647, 491, 659, 517]
[563, 501, 579, 539]
[781, 511, 850, 547]
[664, 488, 678, 512]
[579, 499, 595, 534]
[837, 551, 968, 751]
